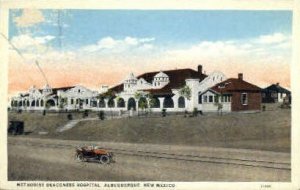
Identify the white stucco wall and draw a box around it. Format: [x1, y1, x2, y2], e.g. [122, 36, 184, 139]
[184, 71, 227, 111]
[277, 92, 287, 103]
[200, 91, 231, 112]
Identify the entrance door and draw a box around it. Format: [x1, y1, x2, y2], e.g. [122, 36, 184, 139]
[127, 98, 136, 110]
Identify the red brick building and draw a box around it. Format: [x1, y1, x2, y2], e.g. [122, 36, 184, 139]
[200, 73, 262, 112]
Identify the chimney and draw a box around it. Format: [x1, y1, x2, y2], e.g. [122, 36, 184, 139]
[276, 82, 280, 86]
[198, 65, 203, 75]
[238, 73, 243, 80]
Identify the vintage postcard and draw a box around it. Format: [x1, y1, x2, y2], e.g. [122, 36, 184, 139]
[0, 0, 299, 190]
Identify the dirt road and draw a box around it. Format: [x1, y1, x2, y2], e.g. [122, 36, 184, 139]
[7, 137, 290, 181]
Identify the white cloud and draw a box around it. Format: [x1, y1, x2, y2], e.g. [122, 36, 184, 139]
[255, 33, 289, 44]
[82, 36, 155, 53]
[11, 34, 55, 50]
[165, 32, 291, 61]
[166, 40, 248, 59]
[14, 9, 45, 28]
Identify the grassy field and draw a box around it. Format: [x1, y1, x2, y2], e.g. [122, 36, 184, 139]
[8, 104, 291, 152]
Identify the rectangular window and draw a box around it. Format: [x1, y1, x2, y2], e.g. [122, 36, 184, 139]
[241, 93, 248, 105]
[198, 95, 202, 104]
[203, 95, 207, 103]
[228, 96, 231, 102]
[209, 95, 213, 103]
[86, 99, 88, 104]
[71, 99, 74, 104]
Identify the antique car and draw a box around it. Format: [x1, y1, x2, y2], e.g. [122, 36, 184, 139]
[75, 146, 114, 164]
[8, 120, 24, 135]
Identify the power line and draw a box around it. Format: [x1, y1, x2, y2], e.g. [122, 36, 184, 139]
[0, 32, 49, 86]
[35, 60, 49, 85]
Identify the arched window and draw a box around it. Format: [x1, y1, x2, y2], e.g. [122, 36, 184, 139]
[26, 100, 30, 107]
[108, 98, 115, 108]
[117, 98, 125, 108]
[41, 100, 44, 107]
[178, 97, 185, 108]
[31, 101, 35, 107]
[46, 99, 56, 107]
[127, 97, 136, 110]
[163, 97, 174, 108]
[18, 101, 22, 107]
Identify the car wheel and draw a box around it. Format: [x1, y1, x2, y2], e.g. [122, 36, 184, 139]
[99, 155, 110, 164]
[76, 153, 85, 162]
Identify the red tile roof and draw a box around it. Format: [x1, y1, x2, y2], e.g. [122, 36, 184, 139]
[108, 68, 207, 96]
[109, 84, 124, 94]
[210, 78, 261, 94]
[51, 86, 75, 94]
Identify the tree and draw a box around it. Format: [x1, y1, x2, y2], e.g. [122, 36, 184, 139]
[146, 93, 156, 115]
[134, 91, 149, 116]
[214, 94, 223, 115]
[102, 90, 115, 118]
[179, 85, 192, 100]
[58, 96, 67, 110]
[179, 85, 192, 112]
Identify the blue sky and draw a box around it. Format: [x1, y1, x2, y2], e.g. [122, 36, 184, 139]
[8, 10, 292, 94]
[9, 10, 292, 50]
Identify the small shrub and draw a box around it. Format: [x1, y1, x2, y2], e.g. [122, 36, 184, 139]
[161, 109, 166, 117]
[184, 110, 188, 117]
[98, 111, 105, 120]
[262, 105, 266, 111]
[193, 108, 198, 117]
[67, 113, 73, 120]
[83, 110, 89, 118]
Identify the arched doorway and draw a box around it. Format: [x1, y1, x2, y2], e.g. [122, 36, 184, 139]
[46, 99, 56, 107]
[178, 96, 185, 108]
[41, 99, 44, 107]
[26, 100, 30, 107]
[117, 98, 125, 108]
[163, 97, 174, 108]
[108, 98, 115, 108]
[127, 97, 136, 110]
[18, 101, 22, 107]
[31, 101, 35, 107]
